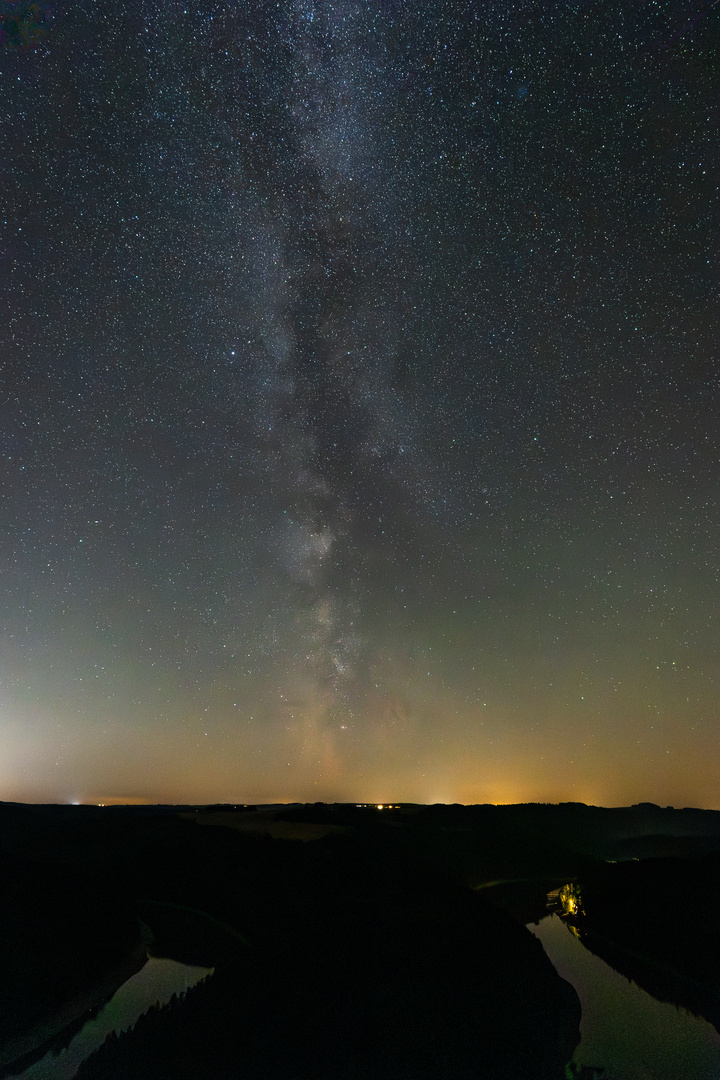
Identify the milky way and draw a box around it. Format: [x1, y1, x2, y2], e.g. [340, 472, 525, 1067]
[1, 0, 719, 806]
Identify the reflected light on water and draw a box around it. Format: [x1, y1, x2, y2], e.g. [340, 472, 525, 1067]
[530, 915, 720, 1080]
[15, 958, 213, 1080]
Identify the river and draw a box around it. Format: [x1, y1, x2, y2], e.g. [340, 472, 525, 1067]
[529, 914, 720, 1080]
[10, 958, 213, 1080]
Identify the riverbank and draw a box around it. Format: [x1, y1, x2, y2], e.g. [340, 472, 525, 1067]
[530, 915, 720, 1079]
[0, 943, 147, 1077]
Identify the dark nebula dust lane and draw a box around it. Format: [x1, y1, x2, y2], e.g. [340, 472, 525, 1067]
[1, 0, 719, 806]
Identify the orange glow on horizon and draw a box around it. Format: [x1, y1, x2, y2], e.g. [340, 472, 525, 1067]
[80, 796, 153, 806]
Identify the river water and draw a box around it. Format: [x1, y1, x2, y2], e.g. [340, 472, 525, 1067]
[11, 958, 213, 1080]
[11, 913, 720, 1079]
[529, 914, 720, 1080]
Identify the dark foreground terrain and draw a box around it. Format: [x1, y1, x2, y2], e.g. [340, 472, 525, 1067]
[1, 800, 719, 1079]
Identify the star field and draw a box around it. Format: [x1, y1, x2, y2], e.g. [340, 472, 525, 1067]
[1, 0, 719, 806]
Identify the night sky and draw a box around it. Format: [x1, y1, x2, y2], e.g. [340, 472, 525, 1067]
[2, 0, 719, 807]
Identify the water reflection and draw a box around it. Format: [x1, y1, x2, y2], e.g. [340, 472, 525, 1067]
[530, 915, 720, 1080]
[547, 874, 720, 1035]
[12, 958, 212, 1080]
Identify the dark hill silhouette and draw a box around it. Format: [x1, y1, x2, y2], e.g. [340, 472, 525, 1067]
[78, 842, 579, 1080]
[2, 799, 720, 1077]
